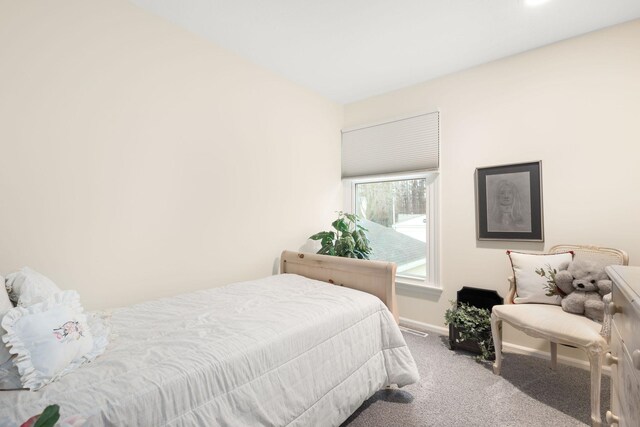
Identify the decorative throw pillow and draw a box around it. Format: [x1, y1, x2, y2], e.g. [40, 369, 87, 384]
[0, 310, 112, 391]
[5, 267, 62, 307]
[0, 275, 13, 365]
[0, 358, 22, 390]
[0, 275, 8, 311]
[508, 251, 574, 305]
[1, 290, 106, 391]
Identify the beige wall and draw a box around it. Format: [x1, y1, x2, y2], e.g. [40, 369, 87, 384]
[1, 1, 638, 357]
[0, 0, 343, 309]
[344, 20, 640, 353]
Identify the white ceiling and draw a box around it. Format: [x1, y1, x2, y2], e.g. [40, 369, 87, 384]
[130, 0, 640, 103]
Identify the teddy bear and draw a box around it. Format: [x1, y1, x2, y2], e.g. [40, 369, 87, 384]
[552, 261, 575, 296]
[557, 260, 612, 322]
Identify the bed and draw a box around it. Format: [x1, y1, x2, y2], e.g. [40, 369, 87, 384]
[0, 251, 419, 426]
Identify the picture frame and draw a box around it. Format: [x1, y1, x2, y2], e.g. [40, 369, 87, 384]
[475, 161, 543, 241]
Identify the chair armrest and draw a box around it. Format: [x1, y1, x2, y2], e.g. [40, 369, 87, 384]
[506, 276, 516, 304]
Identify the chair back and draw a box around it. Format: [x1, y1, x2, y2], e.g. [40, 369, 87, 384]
[550, 244, 629, 267]
[506, 244, 628, 304]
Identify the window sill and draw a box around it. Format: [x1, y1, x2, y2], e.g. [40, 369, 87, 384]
[396, 280, 443, 298]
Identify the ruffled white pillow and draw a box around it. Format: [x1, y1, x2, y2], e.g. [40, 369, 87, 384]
[1, 290, 108, 391]
[0, 275, 12, 365]
[0, 275, 8, 311]
[5, 267, 62, 307]
[0, 358, 21, 390]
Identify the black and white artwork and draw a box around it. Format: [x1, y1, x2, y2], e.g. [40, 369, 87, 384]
[475, 161, 543, 241]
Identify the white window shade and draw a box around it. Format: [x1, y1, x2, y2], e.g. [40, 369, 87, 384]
[341, 112, 439, 178]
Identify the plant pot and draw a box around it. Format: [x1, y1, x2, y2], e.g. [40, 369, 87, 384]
[446, 286, 503, 361]
[448, 324, 481, 352]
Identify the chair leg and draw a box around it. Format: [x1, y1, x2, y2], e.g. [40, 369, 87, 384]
[491, 313, 502, 375]
[587, 349, 603, 427]
[550, 342, 558, 370]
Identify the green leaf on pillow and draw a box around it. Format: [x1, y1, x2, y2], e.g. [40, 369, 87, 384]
[536, 264, 560, 297]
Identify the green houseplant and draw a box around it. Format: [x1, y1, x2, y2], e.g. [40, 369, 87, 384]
[309, 211, 372, 259]
[444, 301, 495, 362]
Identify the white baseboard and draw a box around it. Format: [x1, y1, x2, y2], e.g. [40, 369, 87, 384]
[398, 317, 610, 374]
[400, 316, 449, 335]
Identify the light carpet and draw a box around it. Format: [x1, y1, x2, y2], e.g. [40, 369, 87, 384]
[342, 331, 610, 427]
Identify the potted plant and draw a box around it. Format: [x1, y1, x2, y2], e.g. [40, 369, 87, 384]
[444, 301, 495, 362]
[309, 211, 372, 259]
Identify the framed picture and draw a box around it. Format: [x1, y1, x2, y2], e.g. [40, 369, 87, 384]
[475, 161, 543, 241]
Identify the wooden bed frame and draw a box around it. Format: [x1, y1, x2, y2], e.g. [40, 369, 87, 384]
[280, 250, 398, 323]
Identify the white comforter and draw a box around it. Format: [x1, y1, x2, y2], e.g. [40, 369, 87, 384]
[0, 274, 419, 426]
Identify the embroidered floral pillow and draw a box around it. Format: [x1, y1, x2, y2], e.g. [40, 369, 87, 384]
[1, 290, 99, 390]
[507, 251, 574, 305]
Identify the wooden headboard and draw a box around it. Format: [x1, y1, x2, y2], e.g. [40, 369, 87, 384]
[279, 250, 398, 323]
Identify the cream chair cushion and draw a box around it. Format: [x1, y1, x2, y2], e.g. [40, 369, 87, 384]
[492, 304, 606, 350]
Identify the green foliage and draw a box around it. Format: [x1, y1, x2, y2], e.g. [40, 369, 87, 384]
[535, 264, 561, 297]
[33, 405, 60, 427]
[309, 211, 372, 260]
[444, 301, 494, 362]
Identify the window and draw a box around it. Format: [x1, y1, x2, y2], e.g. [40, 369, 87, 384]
[345, 172, 439, 288]
[341, 111, 439, 289]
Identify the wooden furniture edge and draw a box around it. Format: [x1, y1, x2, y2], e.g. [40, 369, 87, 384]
[279, 250, 399, 323]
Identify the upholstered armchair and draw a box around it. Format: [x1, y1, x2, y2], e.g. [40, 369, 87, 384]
[491, 244, 628, 427]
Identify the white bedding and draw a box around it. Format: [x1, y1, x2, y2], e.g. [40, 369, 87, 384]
[0, 274, 419, 426]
